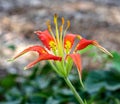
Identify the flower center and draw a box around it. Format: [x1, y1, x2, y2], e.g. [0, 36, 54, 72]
[65, 41, 71, 49]
[49, 41, 56, 51]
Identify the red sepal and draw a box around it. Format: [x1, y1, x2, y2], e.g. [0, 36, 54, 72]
[66, 53, 82, 76]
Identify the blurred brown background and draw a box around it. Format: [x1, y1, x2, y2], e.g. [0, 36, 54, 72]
[0, 0, 120, 75]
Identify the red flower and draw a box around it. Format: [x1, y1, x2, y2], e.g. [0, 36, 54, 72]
[9, 14, 112, 78]
[9, 14, 113, 104]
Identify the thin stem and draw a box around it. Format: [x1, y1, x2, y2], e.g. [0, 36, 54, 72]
[79, 75, 84, 88]
[64, 77, 85, 104]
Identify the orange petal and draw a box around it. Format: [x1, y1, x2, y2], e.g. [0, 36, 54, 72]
[9, 45, 62, 69]
[35, 30, 55, 50]
[66, 54, 82, 76]
[75, 38, 113, 57]
[24, 54, 62, 69]
[64, 34, 76, 50]
[75, 38, 93, 51]
[11, 45, 48, 60]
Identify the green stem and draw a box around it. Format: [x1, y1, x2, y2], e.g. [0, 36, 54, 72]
[79, 75, 84, 88]
[64, 77, 85, 104]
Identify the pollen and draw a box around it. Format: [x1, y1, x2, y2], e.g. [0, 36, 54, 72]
[49, 41, 56, 51]
[65, 41, 71, 49]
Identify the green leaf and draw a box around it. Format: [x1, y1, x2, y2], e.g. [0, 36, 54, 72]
[112, 52, 120, 71]
[27, 95, 45, 104]
[0, 99, 22, 104]
[5, 87, 22, 100]
[22, 85, 35, 96]
[0, 74, 17, 89]
[46, 97, 60, 104]
[84, 69, 120, 94]
[35, 76, 51, 89]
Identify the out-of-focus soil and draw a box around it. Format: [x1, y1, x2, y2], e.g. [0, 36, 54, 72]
[0, 0, 120, 75]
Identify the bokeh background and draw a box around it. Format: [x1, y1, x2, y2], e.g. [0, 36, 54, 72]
[0, 0, 120, 104]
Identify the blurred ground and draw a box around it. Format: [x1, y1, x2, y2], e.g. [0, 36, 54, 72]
[0, 0, 120, 75]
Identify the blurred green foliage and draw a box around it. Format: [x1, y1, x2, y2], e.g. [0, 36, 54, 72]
[111, 52, 120, 71]
[7, 44, 16, 51]
[0, 51, 120, 104]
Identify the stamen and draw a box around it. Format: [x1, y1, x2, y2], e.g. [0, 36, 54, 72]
[77, 35, 82, 40]
[67, 20, 70, 29]
[46, 20, 55, 39]
[53, 14, 64, 56]
[65, 40, 71, 54]
[46, 20, 50, 28]
[59, 25, 63, 41]
[61, 17, 64, 25]
[60, 17, 64, 42]
[49, 41, 56, 52]
[64, 20, 71, 36]
[54, 13, 58, 24]
[65, 41, 71, 49]
[54, 14, 59, 42]
[59, 26, 63, 33]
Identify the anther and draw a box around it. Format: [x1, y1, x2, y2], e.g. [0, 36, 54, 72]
[61, 17, 64, 25]
[54, 13, 58, 24]
[46, 20, 51, 31]
[59, 26, 63, 33]
[77, 35, 82, 40]
[67, 20, 70, 29]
